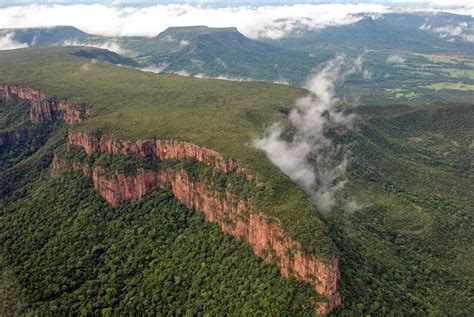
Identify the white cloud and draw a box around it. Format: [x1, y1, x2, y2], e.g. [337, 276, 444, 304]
[419, 23, 431, 30]
[162, 35, 175, 42]
[172, 70, 191, 76]
[136, 65, 290, 83]
[62, 39, 125, 54]
[419, 21, 474, 42]
[386, 54, 406, 64]
[0, 4, 391, 40]
[363, 69, 372, 79]
[138, 63, 169, 74]
[0, 32, 28, 50]
[433, 25, 463, 37]
[254, 55, 363, 214]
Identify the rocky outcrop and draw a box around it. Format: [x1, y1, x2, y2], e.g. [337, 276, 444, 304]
[1, 85, 87, 124]
[67, 131, 247, 175]
[52, 153, 341, 314]
[27, 83, 341, 314]
[2, 85, 47, 101]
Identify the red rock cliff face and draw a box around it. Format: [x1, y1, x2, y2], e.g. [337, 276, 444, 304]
[67, 131, 246, 175]
[53, 151, 341, 314]
[2, 85, 87, 124]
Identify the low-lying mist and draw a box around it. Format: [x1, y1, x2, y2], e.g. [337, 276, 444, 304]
[255, 55, 363, 215]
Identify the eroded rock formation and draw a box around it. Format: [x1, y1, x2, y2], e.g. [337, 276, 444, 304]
[6, 84, 342, 314]
[52, 149, 341, 314]
[67, 131, 247, 175]
[1, 85, 87, 124]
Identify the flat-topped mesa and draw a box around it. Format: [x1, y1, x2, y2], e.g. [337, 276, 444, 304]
[1, 85, 87, 124]
[67, 130, 246, 175]
[51, 154, 341, 315]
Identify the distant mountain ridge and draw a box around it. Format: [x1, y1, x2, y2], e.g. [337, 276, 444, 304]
[0, 26, 100, 46]
[124, 25, 322, 83]
[1, 12, 472, 92]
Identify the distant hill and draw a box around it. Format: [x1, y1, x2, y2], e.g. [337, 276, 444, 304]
[0, 26, 100, 46]
[1, 13, 472, 94]
[0, 46, 472, 316]
[266, 13, 474, 54]
[72, 48, 139, 67]
[124, 26, 326, 84]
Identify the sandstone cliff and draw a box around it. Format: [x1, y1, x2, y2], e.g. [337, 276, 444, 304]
[1, 85, 87, 124]
[5, 84, 341, 314]
[53, 139, 341, 314]
[67, 131, 248, 176]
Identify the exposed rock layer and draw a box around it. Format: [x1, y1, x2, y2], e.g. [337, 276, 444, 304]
[1, 85, 87, 124]
[4, 84, 342, 314]
[52, 151, 341, 314]
[67, 130, 246, 175]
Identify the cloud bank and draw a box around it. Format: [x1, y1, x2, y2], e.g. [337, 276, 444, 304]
[0, 32, 28, 50]
[420, 22, 474, 42]
[255, 55, 362, 214]
[137, 65, 287, 83]
[0, 3, 391, 39]
[62, 39, 125, 54]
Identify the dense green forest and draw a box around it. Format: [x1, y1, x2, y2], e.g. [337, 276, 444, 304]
[0, 47, 335, 259]
[3, 12, 473, 102]
[329, 102, 473, 316]
[0, 99, 323, 316]
[0, 45, 472, 315]
[1, 96, 472, 316]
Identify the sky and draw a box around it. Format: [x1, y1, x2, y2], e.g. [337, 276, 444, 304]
[0, 1, 473, 7]
[0, 1, 472, 40]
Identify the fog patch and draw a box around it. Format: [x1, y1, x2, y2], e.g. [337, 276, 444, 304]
[138, 63, 169, 74]
[0, 32, 28, 50]
[420, 22, 474, 43]
[172, 70, 192, 77]
[386, 54, 406, 64]
[254, 55, 363, 215]
[363, 69, 372, 80]
[62, 39, 125, 54]
[80, 58, 97, 72]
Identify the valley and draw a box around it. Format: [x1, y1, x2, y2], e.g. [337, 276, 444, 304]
[0, 5, 472, 316]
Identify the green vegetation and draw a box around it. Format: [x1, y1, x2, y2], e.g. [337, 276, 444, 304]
[125, 26, 323, 84]
[1, 45, 472, 316]
[59, 146, 261, 203]
[0, 130, 322, 316]
[423, 82, 474, 91]
[0, 26, 98, 47]
[441, 68, 474, 80]
[384, 88, 419, 100]
[2, 14, 473, 103]
[0, 47, 336, 259]
[266, 13, 473, 55]
[72, 48, 139, 67]
[329, 103, 473, 316]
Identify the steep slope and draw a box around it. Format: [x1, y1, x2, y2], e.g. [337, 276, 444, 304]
[0, 101, 323, 315]
[329, 102, 474, 316]
[0, 47, 340, 315]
